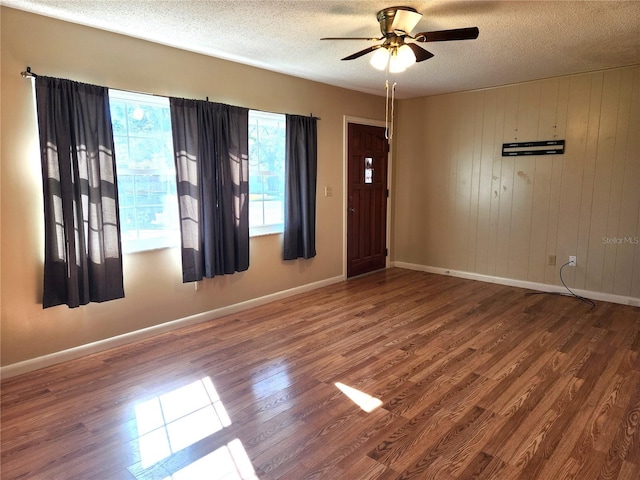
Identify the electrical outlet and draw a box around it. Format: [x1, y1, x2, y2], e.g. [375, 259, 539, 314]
[569, 256, 576, 267]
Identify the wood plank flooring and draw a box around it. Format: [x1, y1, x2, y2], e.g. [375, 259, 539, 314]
[2, 268, 639, 479]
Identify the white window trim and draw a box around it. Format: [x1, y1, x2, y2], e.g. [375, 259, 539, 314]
[109, 89, 179, 253]
[250, 223, 284, 238]
[248, 110, 285, 237]
[122, 234, 180, 254]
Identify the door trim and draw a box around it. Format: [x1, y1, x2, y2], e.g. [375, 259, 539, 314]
[342, 115, 392, 279]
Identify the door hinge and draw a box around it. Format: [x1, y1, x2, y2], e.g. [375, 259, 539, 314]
[385, 248, 388, 256]
[386, 189, 389, 198]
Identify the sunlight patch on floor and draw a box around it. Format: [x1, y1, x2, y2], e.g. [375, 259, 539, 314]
[133, 376, 258, 479]
[335, 382, 383, 413]
[162, 439, 258, 480]
[135, 377, 232, 467]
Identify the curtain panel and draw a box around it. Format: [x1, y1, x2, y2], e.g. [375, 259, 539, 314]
[283, 115, 318, 260]
[170, 98, 250, 282]
[35, 76, 124, 308]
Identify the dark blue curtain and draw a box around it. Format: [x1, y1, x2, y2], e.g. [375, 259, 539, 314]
[35, 76, 124, 308]
[170, 98, 249, 282]
[283, 115, 318, 260]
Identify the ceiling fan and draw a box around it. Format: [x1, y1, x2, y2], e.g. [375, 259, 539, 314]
[321, 6, 479, 73]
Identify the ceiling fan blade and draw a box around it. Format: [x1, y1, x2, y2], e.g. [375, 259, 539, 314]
[321, 37, 382, 41]
[341, 45, 383, 61]
[406, 43, 435, 63]
[414, 27, 479, 42]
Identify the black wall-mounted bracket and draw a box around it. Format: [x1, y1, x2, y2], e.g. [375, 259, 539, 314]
[502, 140, 565, 157]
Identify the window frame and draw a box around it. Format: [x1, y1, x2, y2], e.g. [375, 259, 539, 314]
[108, 89, 180, 254]
[248, 110, 286, 237]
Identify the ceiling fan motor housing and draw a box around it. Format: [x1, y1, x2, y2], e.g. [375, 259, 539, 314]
[377, 6, 419, 36]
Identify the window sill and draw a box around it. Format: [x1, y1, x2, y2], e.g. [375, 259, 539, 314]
[122, 234, 180, 254]
[250, 224, 283, 238]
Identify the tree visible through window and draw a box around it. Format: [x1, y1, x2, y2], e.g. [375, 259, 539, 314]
[248, 110, 285, 235]
[109, 90, 179, 253]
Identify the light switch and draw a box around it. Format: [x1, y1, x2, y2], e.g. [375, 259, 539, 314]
[324, 186, 333, 197]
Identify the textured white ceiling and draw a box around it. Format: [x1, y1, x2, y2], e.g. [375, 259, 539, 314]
[3, 0, 640, 98]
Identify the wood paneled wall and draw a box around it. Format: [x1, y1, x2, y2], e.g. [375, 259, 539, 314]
[394, 66, 639, 298]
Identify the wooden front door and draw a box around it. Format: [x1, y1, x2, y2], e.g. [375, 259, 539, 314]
[347, 123, 388, 278]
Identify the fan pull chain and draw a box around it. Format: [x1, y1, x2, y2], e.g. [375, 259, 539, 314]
[384, 80, 397, 142]
[385, 80, 390, 140]
[390, 81, 396, 141]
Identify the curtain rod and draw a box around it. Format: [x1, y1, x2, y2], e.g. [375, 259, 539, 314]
[21, 66, 37, 78]
[20, 66, 321, 120]
[21, 66, 164, 100]
[252, 107, 321, 121]
[257, 109, 321, 121]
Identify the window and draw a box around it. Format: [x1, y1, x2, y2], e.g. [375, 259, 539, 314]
[248, 110, 285, 236]
[364, 157, 374, 184]
[108, 96, 284, 250]
[109, 90, 179, 253]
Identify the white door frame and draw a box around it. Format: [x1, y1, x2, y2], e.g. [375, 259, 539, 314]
[342, 115, 392, 279]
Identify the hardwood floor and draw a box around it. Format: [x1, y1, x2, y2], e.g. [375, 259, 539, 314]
[2, 268, 639, 479]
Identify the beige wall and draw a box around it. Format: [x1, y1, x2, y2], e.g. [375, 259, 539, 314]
[0, 7, 385, 366]
[394, 66, 640, 299]
[3, 7, 638, 369]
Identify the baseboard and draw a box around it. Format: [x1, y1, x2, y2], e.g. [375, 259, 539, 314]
[392, 261, 640, 307]
[6, 265, 637, 379]
[1, 275, 344, 380]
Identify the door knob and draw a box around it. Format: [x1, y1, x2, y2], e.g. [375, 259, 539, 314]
[349, 207, 355, 212]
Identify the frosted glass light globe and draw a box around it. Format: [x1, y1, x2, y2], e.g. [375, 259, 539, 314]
[388, 53, 406, 73]
[370, 47, 390, 71]
[396, 44, 416, 69]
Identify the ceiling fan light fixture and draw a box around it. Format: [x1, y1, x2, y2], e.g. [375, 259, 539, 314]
[370, 47, 390, 70]
[396, 44, 416, 69]
[370, 44, 416, 73]
[324, 6, 478, 73]
[388, 52, 406, 73]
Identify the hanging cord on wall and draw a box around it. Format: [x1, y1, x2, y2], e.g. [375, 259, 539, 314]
[384, 80, 397, 141]
[390, 81, 396, 140]
[525, 261, 596, 310]
[385, 80, 390, 140]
